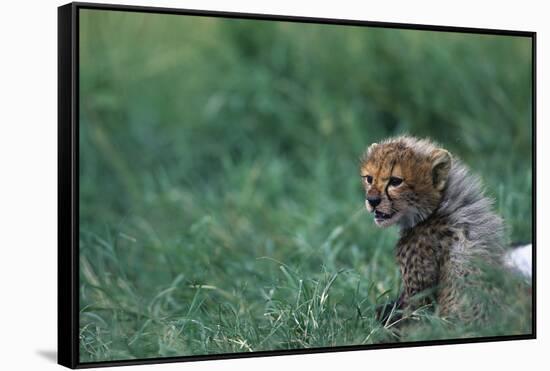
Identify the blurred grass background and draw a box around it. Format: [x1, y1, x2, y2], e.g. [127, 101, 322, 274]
[78, 9, 533, 362]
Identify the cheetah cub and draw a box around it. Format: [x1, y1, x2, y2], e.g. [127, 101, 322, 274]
[360, 136, 505, 322]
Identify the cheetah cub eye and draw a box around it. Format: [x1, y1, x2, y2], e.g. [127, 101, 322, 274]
[388, 176, 403, 187]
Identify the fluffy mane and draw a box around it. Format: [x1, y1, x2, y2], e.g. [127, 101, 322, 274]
[434, 159, 506, 261]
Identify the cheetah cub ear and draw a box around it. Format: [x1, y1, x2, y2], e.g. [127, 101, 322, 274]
[361, 142, 378, 163]
[430, 149, 452, 191]
[366, 142, 378, 156]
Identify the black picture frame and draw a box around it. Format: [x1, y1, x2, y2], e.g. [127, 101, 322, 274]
[58, 2, 537, 369]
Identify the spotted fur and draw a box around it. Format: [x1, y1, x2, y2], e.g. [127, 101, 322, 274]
[360, 136, 505, 321]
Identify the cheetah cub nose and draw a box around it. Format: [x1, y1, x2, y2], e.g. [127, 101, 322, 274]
[367, 196, 381, 208]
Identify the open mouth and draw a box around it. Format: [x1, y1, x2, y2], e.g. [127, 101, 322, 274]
[374, 210, 394, 221]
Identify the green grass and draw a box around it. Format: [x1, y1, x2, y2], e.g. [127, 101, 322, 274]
[78, 10, 533, 362]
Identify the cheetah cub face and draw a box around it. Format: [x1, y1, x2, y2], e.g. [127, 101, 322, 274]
[360, 136, 452, 228]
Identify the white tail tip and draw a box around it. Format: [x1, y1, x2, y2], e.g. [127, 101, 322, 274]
[504, 244, 532, 279]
